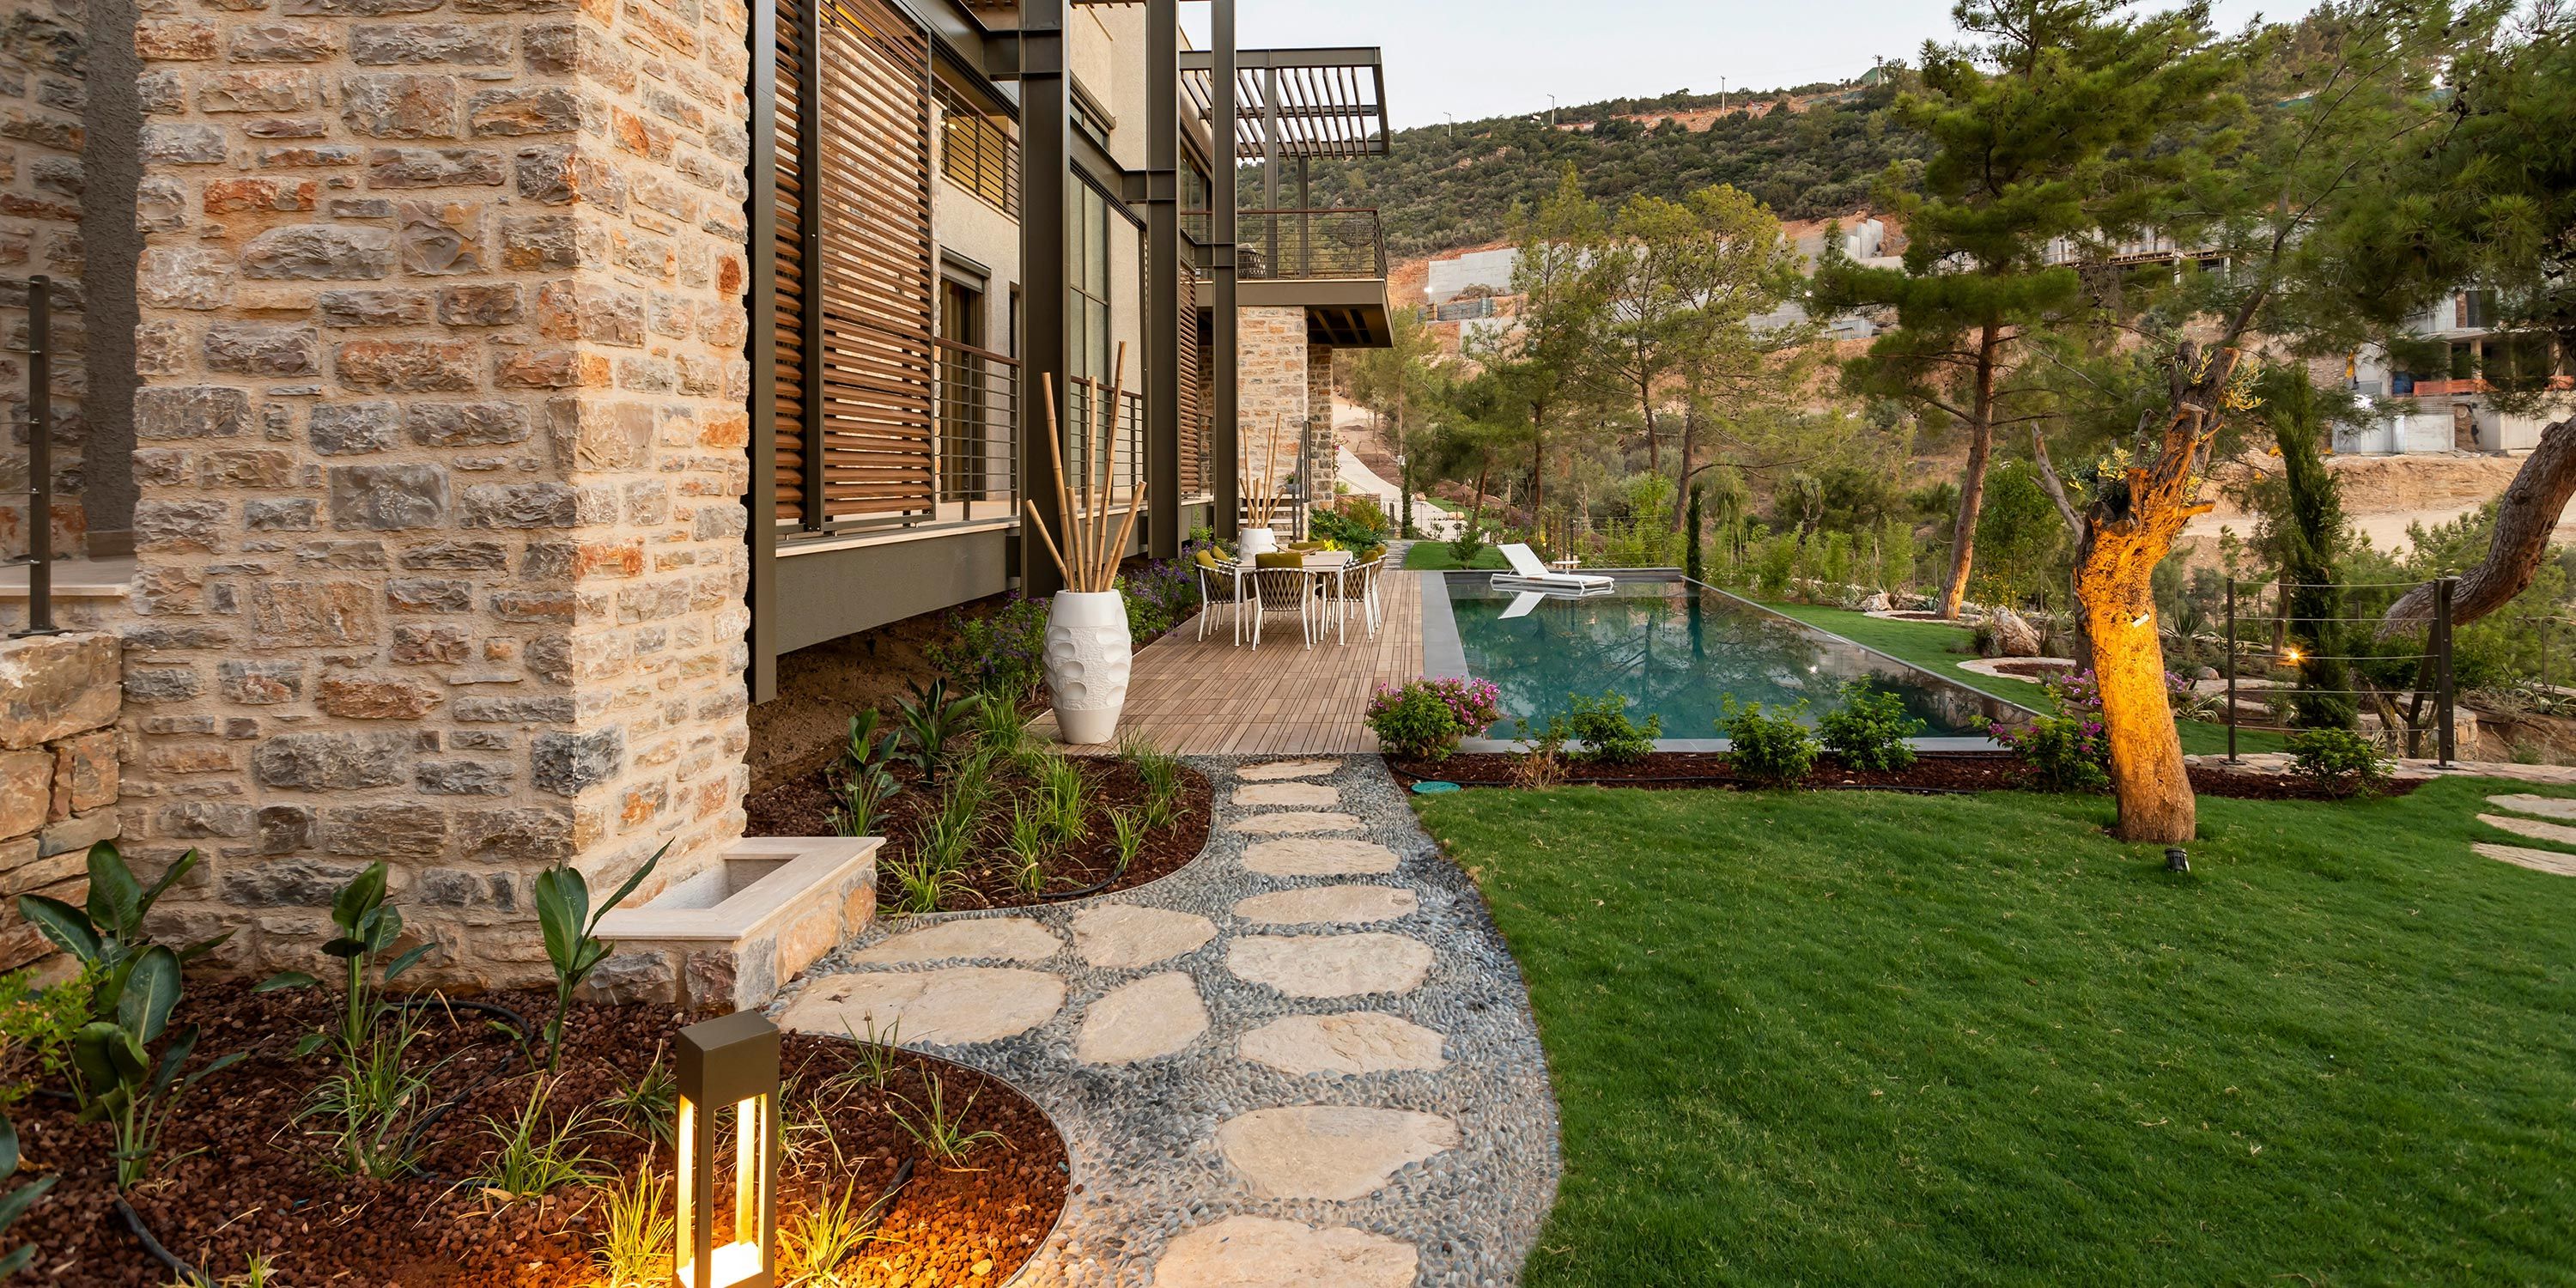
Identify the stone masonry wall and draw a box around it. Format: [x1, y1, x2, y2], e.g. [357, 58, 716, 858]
[1, 0, 91, 560]
[1305, 341, 1334, 497]
[121, 0, 755, 986]
[1236, 305, 1303, 516]
[0, 631, 121, 972]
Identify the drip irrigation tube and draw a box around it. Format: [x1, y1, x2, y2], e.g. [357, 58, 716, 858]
[1036, 857, 1133, 902]
[118, 1195, 210, 1288]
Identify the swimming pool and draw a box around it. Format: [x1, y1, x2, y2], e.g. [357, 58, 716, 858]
[1422, 573, 2035, 746]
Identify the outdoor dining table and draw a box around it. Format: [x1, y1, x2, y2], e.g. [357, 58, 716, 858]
[1230, 550, 1358, 648]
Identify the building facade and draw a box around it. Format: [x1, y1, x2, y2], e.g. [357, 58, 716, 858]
[0, 0, 1393, 987]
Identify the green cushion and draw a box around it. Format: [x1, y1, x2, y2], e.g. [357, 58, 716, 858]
[1255, 552, 1305, 568]
[1356, 544, 1386, 565]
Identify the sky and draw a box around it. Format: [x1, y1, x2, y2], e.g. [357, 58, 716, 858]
[1182, 0, 2281, 131]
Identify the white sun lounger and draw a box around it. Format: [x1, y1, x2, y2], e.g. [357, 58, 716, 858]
[1492, 543, 1615, 594]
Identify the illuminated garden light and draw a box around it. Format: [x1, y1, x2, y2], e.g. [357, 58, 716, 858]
[675, 1011, 780, 1288]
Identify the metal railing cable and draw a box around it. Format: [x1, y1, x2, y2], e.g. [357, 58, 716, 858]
[4, 275, 55, 636]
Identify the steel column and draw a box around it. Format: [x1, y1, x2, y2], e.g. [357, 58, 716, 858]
[1018, 0, 1072, 595]
[1144, 0, 1181, 557]
[1210, 0, 1239, 539]
[1262, 64, 1279, 272]
[744, 3, 781, 698]
[2434, 574, 2458, 766]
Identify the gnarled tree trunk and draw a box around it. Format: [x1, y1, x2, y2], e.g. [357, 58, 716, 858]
[2379, 416, 2576, 636]
[2071, 343, 2243, 844]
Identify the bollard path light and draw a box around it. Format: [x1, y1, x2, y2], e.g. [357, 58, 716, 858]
[674, 1010, 781, 1288]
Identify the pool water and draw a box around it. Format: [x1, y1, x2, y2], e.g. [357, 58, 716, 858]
[1438, 576, 2032, 741]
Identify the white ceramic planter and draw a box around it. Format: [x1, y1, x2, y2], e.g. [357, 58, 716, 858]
[1237, 526, 1279, 557]
[1045, 590, 1133, 744]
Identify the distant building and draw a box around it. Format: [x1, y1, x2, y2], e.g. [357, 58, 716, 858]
[2336, 289, 2573, 455]
[1426, 247, 1522, 304]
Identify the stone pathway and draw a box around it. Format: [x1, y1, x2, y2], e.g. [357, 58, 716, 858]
[2473, 793, 2576, 877]
[770, 756, 1559, 1287]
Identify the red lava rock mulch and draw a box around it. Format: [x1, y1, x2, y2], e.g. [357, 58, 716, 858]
[1986, 659, 2076, 680]
[1388, 750, 2422, 801]
[15, 981, 1066, 1287]
[745, 756, 1212, 909]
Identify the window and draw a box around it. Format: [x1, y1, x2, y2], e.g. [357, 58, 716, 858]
[938, 276, 987, 501]
[1067, 180, 1115, 486]
[935, 78, 1017, 218]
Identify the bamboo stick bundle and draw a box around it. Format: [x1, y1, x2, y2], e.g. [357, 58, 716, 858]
[1023, 342, 1143, 592]
[1244, 411, 1288, 530]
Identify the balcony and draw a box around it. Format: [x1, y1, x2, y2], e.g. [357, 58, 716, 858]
[1183, 208, 1385, 281]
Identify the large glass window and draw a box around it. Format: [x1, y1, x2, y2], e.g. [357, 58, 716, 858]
[1067, 181, 1115, 488]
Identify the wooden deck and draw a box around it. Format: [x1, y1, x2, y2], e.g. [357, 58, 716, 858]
[1031, 569, 1426, 755]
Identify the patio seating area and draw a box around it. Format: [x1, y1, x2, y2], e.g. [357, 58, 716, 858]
[1031, 568, 1427, 755]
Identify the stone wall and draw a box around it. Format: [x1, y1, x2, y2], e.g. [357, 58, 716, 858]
[1236, 305, 1303, 507]
[120, 0, 756, 985]
[1304, 342, 1334, 497]
[0, 632, 120, 972]
[0, 0, 92, 559]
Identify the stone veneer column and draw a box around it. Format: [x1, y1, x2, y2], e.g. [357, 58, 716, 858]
[1304, 341, 1334, 497]
[1, 0, 91, 560]
[1236, 305, 1303, 500]
[124, 0, 754, 984]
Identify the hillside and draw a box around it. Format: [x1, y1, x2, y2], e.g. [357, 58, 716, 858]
[1303, 78, 1928, 258]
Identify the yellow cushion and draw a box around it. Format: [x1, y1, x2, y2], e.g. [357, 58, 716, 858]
[1357, 545, 1385, 565]
[1254, 552, 1304, 568]
[1287, 541, 1324, 551]
[1194, 549, 1220, 569]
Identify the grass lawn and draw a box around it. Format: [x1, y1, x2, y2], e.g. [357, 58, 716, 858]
[1417, 777, 2576, 1286]
[1760, 599, 2285, 755]
[1403, 540, 1509, 570]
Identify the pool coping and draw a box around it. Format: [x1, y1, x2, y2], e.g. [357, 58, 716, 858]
[1422, 568, 2042, 754]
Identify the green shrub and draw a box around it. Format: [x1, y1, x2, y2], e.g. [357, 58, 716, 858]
[2287, 727, 2394, 797]
[1446, 519, 1487, 566]
[1720, 698, 1817, 787]
[925, 597, 1051, 701]
[0, 965, 91, 1109]
[1366, 684, 1465, 761]
[1562, 690, 1661, 764]
[1817, 684, 1923, 772]
[1998, 714, 2111, 792]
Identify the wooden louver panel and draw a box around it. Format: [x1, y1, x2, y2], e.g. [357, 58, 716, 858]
[812, 0, 935, 523]
[770, 0, 808, 521]
[1179, 257, 1207, 496]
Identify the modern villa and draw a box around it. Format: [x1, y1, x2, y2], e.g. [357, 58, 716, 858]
[0, 0, 1397, 983]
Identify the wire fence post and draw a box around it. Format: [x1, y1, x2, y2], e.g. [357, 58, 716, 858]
[2224, 576, 2239, 764]
[2433, 575, 2457, 767]
[15, 275, 53, 638]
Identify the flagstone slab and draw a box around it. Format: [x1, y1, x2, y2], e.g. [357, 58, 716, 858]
[1215, 1106, 1461, 1200]
[1233, 884, 1417, 927]
[1070, 903, 1218, 969]
[1239, 759, 1343, 781]
[1238, 1012, 1447, 1076]
[1227, 810, 1365, 835]
[2478, 812, 2576, 848]
[1226, 933, 1433, 998]
[1152, 1216, 1418, 1288]
[781, 967, 1065, 1047]
[2489, 793, 2576, 822]
[1073, 971, 1208, 1065]
[2474, 842, 2576, 878]
[1243, 835, 1400, 877]
[849, 916, 1060, 965]
[1232, 781, 1340, 809]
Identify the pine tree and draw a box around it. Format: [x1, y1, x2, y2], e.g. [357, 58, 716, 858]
[1814, 0, 2234, 621]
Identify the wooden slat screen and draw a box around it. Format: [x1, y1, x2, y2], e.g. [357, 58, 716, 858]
[812, 0, 935, 524]
[771, 0, 937, 529]
[770, 0, 808, 521]
[1179, 256, 1207, 496]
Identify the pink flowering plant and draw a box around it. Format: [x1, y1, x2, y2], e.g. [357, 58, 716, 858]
[1990, 668, 2112, 791]
[1367, 677, 1502, 761]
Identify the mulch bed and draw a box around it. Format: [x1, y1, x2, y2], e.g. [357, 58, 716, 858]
[15, 981, 1066, 1287]
[744, 756, 1213, 910]
[1388, 751, 2423, 802]
[1985, 659, 2075, 680]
